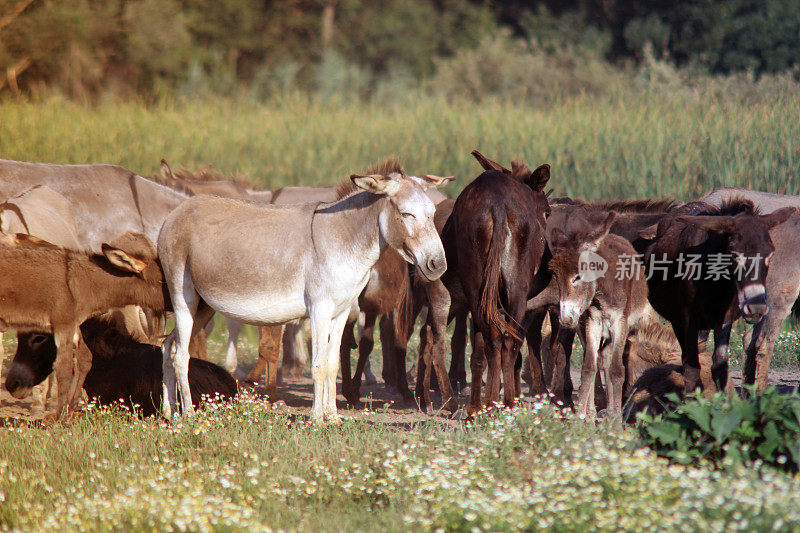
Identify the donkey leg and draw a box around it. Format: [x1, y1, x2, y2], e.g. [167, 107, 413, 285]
[177, 303, 215, 414]
[252, 325, 282, 400]
[483, 326, 504, 409]
[67, 335, 93, 411]
[752, 307, 791, 393]
[500, 334, 521, 407]
[743, 296, 793, 393]
[357, 312, 378, 385]
[224, 318, 241, 374]
[542, 310, 555, 387]
[169, 290, 202, 417]
[578, 314, 601, 424]
[467, 330, 487, 416]
[380, 313, 398, 389]
[417, 280, 451, 412]
[551, 325, 575, 407]
[52, 332, 76, 419]
[339, 319, 358, 405]
[282, 320, 308, 379]
[309, 304, 334, 423]
[449, 310, 468, 391]
[601, 321, 627, 423]
[675, 320, 701, 393]
[415, 323, 433, 412]
[431, 328, 458, 414]
[161, 332, 177, 419]
[352, 312, 378, 398]
[712, 320, 733, 393]
[525, 310, 548, 396]
[323, 310, 350, 422]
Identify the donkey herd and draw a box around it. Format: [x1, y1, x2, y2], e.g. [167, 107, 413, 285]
[0, 151, 798, 425]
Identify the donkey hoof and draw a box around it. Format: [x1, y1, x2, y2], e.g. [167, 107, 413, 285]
[324, 412, 342, 423]
[344, 397, 362, 408]
[682, 366, 702, 393]
[443, 398, 459, 414]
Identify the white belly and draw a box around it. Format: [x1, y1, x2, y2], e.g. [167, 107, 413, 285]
[199, 289, 308, 326]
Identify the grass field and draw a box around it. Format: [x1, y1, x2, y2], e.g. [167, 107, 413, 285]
[2, 90, 800, 530]
[1, 89, 799, 200]
[4, 390, 800, 531]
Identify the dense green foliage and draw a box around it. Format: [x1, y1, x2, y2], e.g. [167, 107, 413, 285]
[2, 1, 799, 99]
[638, 389, 800, 472]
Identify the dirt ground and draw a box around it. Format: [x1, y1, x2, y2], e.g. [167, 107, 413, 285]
[3, 356, 799, 424]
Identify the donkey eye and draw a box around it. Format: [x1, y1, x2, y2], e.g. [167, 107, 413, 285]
[30, 334, 48, 346]
[571, 275, 581, 285]
[401, 212, 415, 220]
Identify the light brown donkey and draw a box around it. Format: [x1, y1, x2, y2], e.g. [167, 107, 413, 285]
[157, 158, 452, 422]
[548, 212, 649, 423]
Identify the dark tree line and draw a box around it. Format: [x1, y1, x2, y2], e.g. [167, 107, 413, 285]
[0, 0, 797, 98]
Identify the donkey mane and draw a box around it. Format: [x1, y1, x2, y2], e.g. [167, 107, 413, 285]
[151, 164, 256, 189]
[694, 197, 759, 217]
[635, 321, 681, 356]
[553, 197, 679, 213]
[548, 247, 581, 277]
[336, 156, 405, 199]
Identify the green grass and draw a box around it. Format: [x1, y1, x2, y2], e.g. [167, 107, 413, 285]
[4, 398, 800, 531]
[2, 89, 800, 530]
[1, 89, 799, 200]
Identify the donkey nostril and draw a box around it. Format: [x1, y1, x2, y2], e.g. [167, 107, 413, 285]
[427, 258, 437, 272]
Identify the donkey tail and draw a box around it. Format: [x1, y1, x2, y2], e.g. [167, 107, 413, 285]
[478, 207, 523, 342]
[393, 265, 414, 341]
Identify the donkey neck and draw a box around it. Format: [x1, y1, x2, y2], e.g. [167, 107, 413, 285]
[312, 191, 388, 270]
[67, 254, 165, 320]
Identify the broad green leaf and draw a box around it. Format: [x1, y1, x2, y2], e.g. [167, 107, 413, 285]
[711, 410, 741, 443]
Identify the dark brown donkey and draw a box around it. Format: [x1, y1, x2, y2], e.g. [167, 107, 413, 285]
[701, 187, 800, 392]
[436, 151, 551, 415]
[547, 212, 649, 422]
[645, 199, 794, 392]
[7, 318, 237, 416]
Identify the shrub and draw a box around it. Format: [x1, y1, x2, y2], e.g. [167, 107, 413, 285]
[637, 388, 800, 472]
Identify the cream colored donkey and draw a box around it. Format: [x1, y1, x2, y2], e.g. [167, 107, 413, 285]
[158, 159, 452, 422]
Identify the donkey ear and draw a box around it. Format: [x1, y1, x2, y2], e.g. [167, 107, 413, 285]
[102, 244, 147, 274]
[160, 159, 174, 181]
[759, 207, 795, 230]
[586, 211, 615, 250]
[411, 174, 455, 190]
[350, 174, 401, 196]
[676, 215, 736, 234]
[549, 228, 569, 249]
[471, 150, 510, 174]
[638, 223, 659, 240]
[525, 164, 551, 192]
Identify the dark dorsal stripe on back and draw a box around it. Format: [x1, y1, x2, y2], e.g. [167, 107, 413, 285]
[552, 196, 680, 213]
[677, 197, 758, 217]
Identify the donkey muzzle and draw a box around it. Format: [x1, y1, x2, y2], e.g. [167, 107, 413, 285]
[415, 249, 447, 282]
[739, 284, 768, 324]
[559, 301, 582, 329]
[4, 362, 35, 399]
